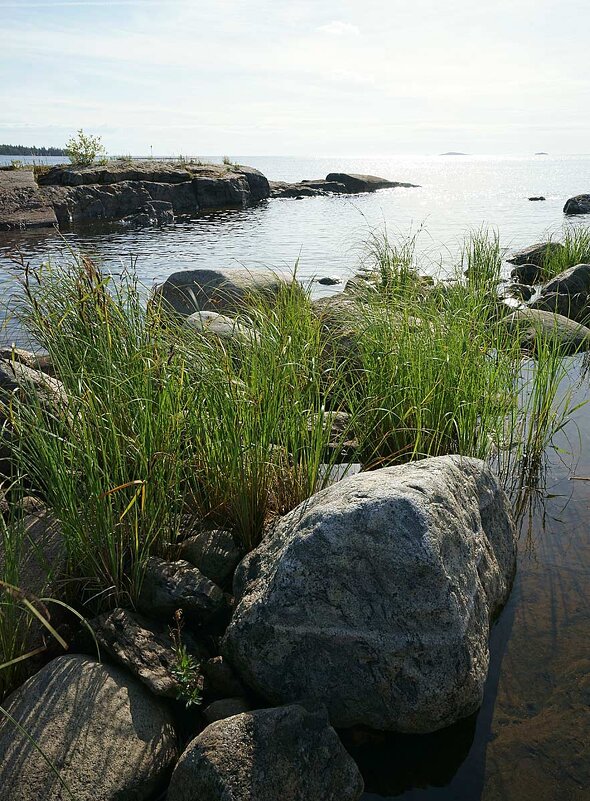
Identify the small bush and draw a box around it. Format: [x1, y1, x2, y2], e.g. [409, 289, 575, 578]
[65, 129, 106, 167]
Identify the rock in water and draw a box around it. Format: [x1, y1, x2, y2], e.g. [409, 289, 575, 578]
[563, 194, 590, 215]
[223, 455, 516, 733]
[0, 655, 178, 801]
[506, 242, 564, 267]
[530, 263, 590, 323]
[503, 308, 590, 354]
[167, 704, 364, 801]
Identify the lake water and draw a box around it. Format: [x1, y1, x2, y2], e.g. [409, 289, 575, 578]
[1, 154, 590, 800]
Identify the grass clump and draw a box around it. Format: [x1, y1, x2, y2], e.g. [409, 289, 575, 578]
[542, 226, 590, 279]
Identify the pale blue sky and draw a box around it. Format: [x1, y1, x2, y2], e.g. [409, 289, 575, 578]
[1, 0, 588, 156]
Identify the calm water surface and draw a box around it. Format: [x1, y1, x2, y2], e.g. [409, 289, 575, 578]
[1, 154, 589, 800]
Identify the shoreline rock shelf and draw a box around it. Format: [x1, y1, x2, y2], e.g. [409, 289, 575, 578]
[0, 162, 419, 229]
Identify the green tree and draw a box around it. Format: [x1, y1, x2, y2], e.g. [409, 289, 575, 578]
[65, 129, 106, 167]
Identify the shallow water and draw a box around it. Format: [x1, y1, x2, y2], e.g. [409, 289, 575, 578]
[1, 154, 590, 799]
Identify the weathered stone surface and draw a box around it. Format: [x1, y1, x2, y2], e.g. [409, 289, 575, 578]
[563, 194, 590, 215]
[530, 263, 590, 322]
[185, 310, 258, 346]
[0, 347, 54, 375]
[167, 704, 364, 801]
[88, 607, 208, 697]
[223, 456, 517, 733]
[325, 172, 419, 192]
[269, 180, 347, 198]
[157, 267, 292, 316]
[178, 528, 242, 585]
[503, 308, 590, 354]
[203, 697, 251, 723]
[38, 161, 192, 187]
[137, 556, 224, 623]
[0, 358, 67, 418]
[40, 181, 154, 224]
[0, 168, 57, 230]
[118, 200, 175, 228]
[510, 263, 544, 285]
[0, 655, 178, 801]
[506, 242, 564, 267]
[201, 656, 247, 698]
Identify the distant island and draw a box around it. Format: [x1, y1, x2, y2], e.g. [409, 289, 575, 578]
[440, 151, 467, 156]
[535, 151, 548, 155]
[0, 144, 67, 156]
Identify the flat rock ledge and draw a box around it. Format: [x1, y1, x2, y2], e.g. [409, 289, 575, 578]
[0, 168, 57, 230]
[270, 172, 419, 198]
[223, 455, 517, 734]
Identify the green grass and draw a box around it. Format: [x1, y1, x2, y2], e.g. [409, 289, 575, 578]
[542, 226, 590, 280]
[0, 228, 584, 699]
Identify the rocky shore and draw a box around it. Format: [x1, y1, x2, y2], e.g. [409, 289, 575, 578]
[0, 162, 419, 230]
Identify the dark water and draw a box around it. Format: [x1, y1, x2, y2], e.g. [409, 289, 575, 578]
[1, 154, 590, 799]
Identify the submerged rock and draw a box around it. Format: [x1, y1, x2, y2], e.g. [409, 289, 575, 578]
[157, 267, 293, 316]
[507, 242, 564, 267]
[167, 704, 364, 801]
[530, 263, 590, 322]
[223, 455, 517, 733]
[0, 655, 178, 801]
[563, 194, 590, 215]
[503, 308, 590, 354]
[317, 275, 342, 286]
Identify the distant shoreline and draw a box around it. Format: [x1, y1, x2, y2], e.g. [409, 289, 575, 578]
[0, 145, 67, 156]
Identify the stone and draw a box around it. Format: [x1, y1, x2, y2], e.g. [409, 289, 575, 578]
[178, 528, 242, 585]
[202, 697, 251, 723]
[510, 263, 544, 285]
[0, 655, 178, 801]
[506, 242, 564, 267]
[185, 310, 258, 345]
[137, 556, 224, 623]
[530, 263, 590, 322]
[156, 267, 292, 317]
[223, 456, 517, 733]
[0, 357, 66, 412]
[563, 194, 590, 215]
[503, 283, 534, 302]
[167, 704, 364, 801]
[325, 172, 419, 192]
[0, 167, 57, 230]
[270, 181, 326, 199]
[117, 200, 174, 227]
[201, 656, 247, 697]
[0, 347, 54, 376]
[528, 196, 546, 201]
[317, 275, 342, 286]
[88, 607, 208, 697]
[503, 308, 590, 354]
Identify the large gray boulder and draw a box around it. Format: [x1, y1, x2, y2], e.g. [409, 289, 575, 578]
[223, 456, 517, 733]
[503, 308, 590, 354]
[563, 194, 590, 215]
[167, 704, 364, 801]
[530, 263, 590, 322]
[0, 655, 178, 801]
[156, 267, 292, 316]
[506, 242, 564, 267]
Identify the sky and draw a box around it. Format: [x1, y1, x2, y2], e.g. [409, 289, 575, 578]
[1, 0, 589, 157]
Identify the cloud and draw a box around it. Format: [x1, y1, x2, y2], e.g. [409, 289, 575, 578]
[317, 20, 360, 37]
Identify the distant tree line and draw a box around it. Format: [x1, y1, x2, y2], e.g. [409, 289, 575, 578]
[0, 144, 67, 156]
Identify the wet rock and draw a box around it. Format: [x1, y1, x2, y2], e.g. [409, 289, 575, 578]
[157, 267, 293, 317]
[185, 310, 258, 346]
[178, 528, 242, 585]
[317, 275, 342, 286]
[137, 556, 225, 624]
[503, 308, 590, 354]
[118, 200, 174, 227]
[167, 704, 364, 801]
[563, 194, 590, 215]
[88, 608, 208, 697]
[223, 456, 517, 733]
[510, 263, 544, 286]
[530, 263, 590, 322]
[503, 283, 534, 302]
[506, 242, 564, 267]
[201, 656, 247, 697]
[325, 172, 419, 192]
[203, 697, 251, 723]
[0, 654, 178, 801]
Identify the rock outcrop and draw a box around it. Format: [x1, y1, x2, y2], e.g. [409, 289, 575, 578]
[0, 655, 178, 801]
[270, 172, 419, 199]
[563, 194, 590, 215]
[223, 455, 517, 733]
[34, 161, 270, 225]
[167, 704, 364, 801]
[0, 168, 57, 230]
